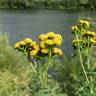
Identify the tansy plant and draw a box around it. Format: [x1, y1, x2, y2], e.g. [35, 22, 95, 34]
[14, 32, 63, 88]
[71, 20, 96, 95]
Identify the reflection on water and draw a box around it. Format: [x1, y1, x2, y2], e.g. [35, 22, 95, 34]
[0, 10, 95, 54]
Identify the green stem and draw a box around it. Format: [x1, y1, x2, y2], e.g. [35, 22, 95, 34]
[75, 30, 89, 83]
[78, 49, 89, 83]
[42, 51, 52, 87]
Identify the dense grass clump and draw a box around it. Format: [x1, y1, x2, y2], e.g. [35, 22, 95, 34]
[0, 34, 32, 96]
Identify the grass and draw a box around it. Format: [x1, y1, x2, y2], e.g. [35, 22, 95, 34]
[0, 34, 33, 96]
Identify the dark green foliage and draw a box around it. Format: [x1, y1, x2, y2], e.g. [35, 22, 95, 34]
[0, 0, 96, 10]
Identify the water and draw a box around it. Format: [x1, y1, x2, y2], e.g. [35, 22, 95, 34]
[0, 10, 95, 54]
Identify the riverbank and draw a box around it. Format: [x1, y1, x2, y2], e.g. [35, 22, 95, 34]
[0, 0, 96, 10]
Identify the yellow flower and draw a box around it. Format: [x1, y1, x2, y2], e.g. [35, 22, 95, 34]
[30, 50, 38, 56]
[45, 40, 54, 45]
[19, 41, 27, 46]
[79, 20, 90, 28]
[14, 42, 20, 49]
[41, 48, 48, 53]
[82, 31, 96, 37]
[40, 41, 46, 48]
[39, 34, 48, 41]
[90, 38, 96, 43]
[93, 37, 96, 41]
[54, 34, 63, 41]
[58, 49, 63, 55]
[33, 45, 39, 50]
[53, 48, 58, 53]
[53, 48, 63, 55]
[24, 38, 32, 44]
[53, 38, 62, 45]
[47, 32, 55, 38]
[30, 41, 37, 46]
[71, 26, 78, 30]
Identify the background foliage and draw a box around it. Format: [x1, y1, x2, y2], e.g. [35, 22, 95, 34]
[0, 0, 96, 10]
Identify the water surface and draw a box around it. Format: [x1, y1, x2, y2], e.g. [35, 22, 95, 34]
[0, 10, 95, 54]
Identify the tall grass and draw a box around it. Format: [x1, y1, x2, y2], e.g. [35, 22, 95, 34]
[0, 34, 33, 96]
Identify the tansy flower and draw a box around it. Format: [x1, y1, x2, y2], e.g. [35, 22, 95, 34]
[41, 48, 48, 53]
[47, 32, 55, 38]
[40, 41, 46, 48]
[58, 49, 63, 55]
[30, 41, 36, 46]
[19, 41, 27, 46]
[53, 48, 58, 53]
[93, 37, 96, 41]
[53, 48, 63, 55]
[53, 38, 62, 45]
[33, 45, 39, 50]
[24, 38, 32, 44]
[72, 39, 85, 48]
[14, 42, 20, 49]
[90, 38, 96, 44]
[39, 34, 48, 41]
[30, 50, 38, 56]
[54, 34, 63, 41]
[79, 20, 90, 28]
[71, 26, 78, 31]
[45, 40, 54, 45]
[82, 31, 96, 37]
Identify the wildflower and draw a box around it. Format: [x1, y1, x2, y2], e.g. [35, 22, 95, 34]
[39, 34, 48, 41]
[14, 42, 20, 49]
[79, 20, 90, 28]
[72, 39, 85, 49]
[71, 26, 78, 31]
[53, 38, 62, 45]
[19, 41, 27, 46]
[45, 40, 54, 45]
[24, 38, 32, 44]
[58, 49, 63, 55]
[90, 38, 96, 44]
[53, 48, 63, 55]
[82, 31, 96, 37]
[41, 48, 48, 53]
[40, 41, 46, 48]
[93, 37, 96, 41]
[54, 34, 63, 41]
[30, 50, 38, 56]
[30, 41, 36, 46]
[33, 45, 39, 50]
[47, 32, 55, 38]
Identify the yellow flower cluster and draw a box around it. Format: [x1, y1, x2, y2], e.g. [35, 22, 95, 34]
[72, 39, 85, 48]
[53, 48, 63, 55]
[71, 26, 78, 31]
[14, 38, 39, 56]
[82, 31, 96, 37]
[71, 20, 96, 49]
[15, 32, 63, 57]
[39, 32, 63, 55]
[14, 38, 32, 49]
[39, 32, 62, 46]
[79, 20, 90, 28]
[71, 19, 90, 35]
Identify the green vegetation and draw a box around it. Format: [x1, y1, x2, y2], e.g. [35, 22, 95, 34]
[0, 19, 96, 96]
[0, 34, 33, 96]
[0, 0, 96, 10]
